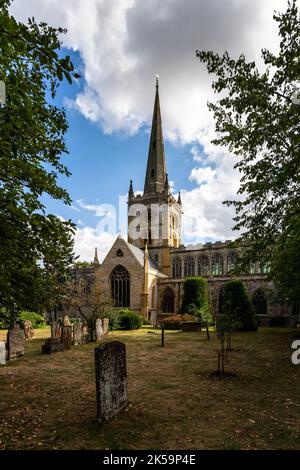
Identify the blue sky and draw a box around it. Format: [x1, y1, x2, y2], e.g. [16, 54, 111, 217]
[11, 0, 284, 260]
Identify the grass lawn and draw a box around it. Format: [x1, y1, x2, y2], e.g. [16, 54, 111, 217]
[0, 326, 299, 450]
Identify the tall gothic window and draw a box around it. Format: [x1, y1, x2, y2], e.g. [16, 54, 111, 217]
[111, 265, 130, 308]
[172, 257, 182, 278]
[227, 252, 238, 274]
[81, 278, 91, 294]
[198, 255, 210, 276]
[162, 287, 175, 313]
[211, 255, 224, 276]
[252, 289, 267, 315]
[184, 256, 195, 277]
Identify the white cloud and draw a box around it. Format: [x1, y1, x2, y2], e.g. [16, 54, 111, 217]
[74, 226, 116, 262]
[11, 0, 288, 243]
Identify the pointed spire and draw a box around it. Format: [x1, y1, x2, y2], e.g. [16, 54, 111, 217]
[177, 191, 182, 205]
[128, 179, 134, 199]
[144, 75, 167, 194]
[94, 247, 100, 266]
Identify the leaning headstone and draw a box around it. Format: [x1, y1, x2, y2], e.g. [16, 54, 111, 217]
[7, 324, 25, 360]
[73, 323, 83, 345]
[0, 341, 6, 365]
[24, 320, 34, 340]
[42, 338, 64, 354]
[102, 318, 109, 336]
[95, 319, 104, 342]
[63, 314, 72, 327]
[61, 326, 72, 350]
[95, 341, 128, 424]
[51, 322, 61, 339]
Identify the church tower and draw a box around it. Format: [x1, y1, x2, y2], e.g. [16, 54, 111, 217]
[128, 76, 182, 275]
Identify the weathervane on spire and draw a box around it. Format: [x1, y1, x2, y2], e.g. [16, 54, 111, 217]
[156, 73, 159, 88]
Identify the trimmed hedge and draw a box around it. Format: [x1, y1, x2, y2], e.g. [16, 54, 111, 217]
[180, 277, 213, 324]
[223, 279, 258, 331]
[118, 310, 143, 330]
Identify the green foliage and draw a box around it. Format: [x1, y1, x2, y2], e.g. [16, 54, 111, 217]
[0, 2, 79, 319]
[222, 280, 258, 332]
[181, 277, 213, 324]
[102, 309, 121, 331]
[269, 316, 288, 327]
[118, 310, 143, 330]
[143, 318, 152, 325]
[197, 1, 300, 304]
[19, 311, 46, 329]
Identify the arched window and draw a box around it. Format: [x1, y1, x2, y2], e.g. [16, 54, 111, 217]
[227, 252, 238, 274]
[218, 286, 225, 314]
[116, 249, 124, 258]
[111, 265, 130, 308]
[198, 255, 210, 276]
[172, 257, 182, 278]
[162, 287, 175, 313]
[184, 256, 195, 277]
[252, 289, 267, 315]
[212, 255, 224, 276]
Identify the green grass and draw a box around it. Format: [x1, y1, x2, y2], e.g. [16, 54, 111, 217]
[0, 326, 299, 450]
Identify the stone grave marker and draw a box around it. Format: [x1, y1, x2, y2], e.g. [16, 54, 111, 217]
[7, 324, 25, 360]
[95, 318, 104, 342]
[73, 323, 83, 345]
[61, 325, 72, 350]
[102, 318, 109, 336]
[0, 341, 6, 365]
[42, 338, 64, 354]
[51, 322, 61, 339]
[63, 314, 72, 327]
[95, 341, 128, 424]
[82, 324, 89, 343]
[24, 320, 34, 340]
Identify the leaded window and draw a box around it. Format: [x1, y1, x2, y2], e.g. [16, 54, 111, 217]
[162, 287, 175, 313]
[198, 255, 210, 276]
[252, 289, 267, 315]
[227, 252, 238, 273]
[172, 257, 182, 278]
[111, 265, 130, 308]
[184, 256, 195, 277]
[211, 254, 224, 276]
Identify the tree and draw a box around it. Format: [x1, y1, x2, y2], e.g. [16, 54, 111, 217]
[0, 1, 79, 321]
[180, 276, 213, 324]
[222, 279, 257, 332]
[196, 0, 300, 305]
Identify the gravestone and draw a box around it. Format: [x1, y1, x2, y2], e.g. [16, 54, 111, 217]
[61, 326, 72, 350]
[24, 320, 34, 340]
[95, 319, 104, 342]
[95, 341, 128, 424]
[82, 324, 89, 343]
[63, 314, 71, 327]
[0, 341, 6, 365]
[42, 337, 64, 354]
[51, 322, 61, 339]
[102, 318, 109, 336]
[73, 323, 83, 345]
[7, 324, 25, 360]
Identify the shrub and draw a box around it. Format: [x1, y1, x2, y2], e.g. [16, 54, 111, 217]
[118, 310, 143, 330]
[181, 277, 213, 325]
[269, 316, 288, 327]
[143, 318, 152, 325]
[223, 279, 258, 331]
[103, 309, 121, 331]
[19, 311, 46, 329]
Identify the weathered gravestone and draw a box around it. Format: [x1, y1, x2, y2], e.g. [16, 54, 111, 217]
[102, 318, 109, 336]
[61, 326, 72, 350]
[95, 341, 128, 424]
[63, 314, 72, 327]
[24, 320, 34, 340]
[73, 323, 83, 345]
[7, 324, 25, 360]
[42, 337, 64, 354]
[82, 324, 89, 344]
[51, 322, 61, 339]
[95, 319, 104, 342]
[0, 341, 6, 365]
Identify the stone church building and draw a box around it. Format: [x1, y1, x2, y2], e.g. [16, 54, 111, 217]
[64, 78, 294, 326]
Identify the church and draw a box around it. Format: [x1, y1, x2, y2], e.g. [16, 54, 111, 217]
[67, 78, 294, 327]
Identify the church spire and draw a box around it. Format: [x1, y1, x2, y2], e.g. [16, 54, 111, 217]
[93, 247, 100, 266]
[144, 75, 167, 194]
[128, 179, 134, 199]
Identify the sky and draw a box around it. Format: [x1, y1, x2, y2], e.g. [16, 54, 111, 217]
[10, 0, 288, 261]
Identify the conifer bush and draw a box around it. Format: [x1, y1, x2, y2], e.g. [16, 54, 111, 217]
[223, 280, 258, 331]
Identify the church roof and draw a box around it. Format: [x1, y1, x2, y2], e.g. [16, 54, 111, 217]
[127, 240, 159, 271]
[143, 76, 167, 194]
